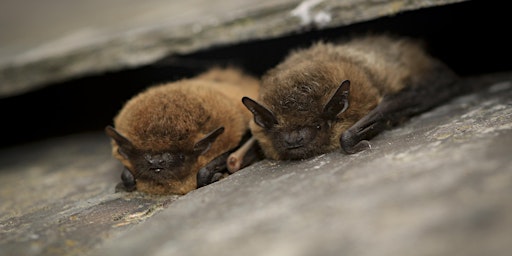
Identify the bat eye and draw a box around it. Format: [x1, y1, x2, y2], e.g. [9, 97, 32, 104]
[316, 124, 322, 130]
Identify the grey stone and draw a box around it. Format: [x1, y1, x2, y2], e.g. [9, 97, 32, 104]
[0, 0, 466, 97]
[0, 133, 179, 255]
[91, 76, 512, 256]
[0, 73, 511, 255]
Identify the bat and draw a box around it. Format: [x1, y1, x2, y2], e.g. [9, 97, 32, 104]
[105, 67, 260, 194]
[242, 34, 461, 160]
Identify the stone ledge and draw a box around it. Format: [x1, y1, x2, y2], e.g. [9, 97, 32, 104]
[1, 72, 510, 255]
[0, 0, 465, 98]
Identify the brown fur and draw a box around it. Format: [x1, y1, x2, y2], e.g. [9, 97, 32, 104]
[109, 67, 259, 194]
[249, 35, 450, 160]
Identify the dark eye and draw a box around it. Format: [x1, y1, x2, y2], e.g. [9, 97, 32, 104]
[316, 124, 322, 130]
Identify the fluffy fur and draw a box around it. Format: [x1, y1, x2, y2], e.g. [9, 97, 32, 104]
[246, 35, 458, 160]
[108, 67, 259, 194]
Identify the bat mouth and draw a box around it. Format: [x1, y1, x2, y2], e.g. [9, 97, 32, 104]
[150, 167, 163, 173]
[285, 144, 304, 150]
[281, 146, 314, 160]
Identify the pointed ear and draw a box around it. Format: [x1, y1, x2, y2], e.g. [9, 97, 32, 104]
[322, 80, 350, 120]
[193, 127, 225, 155]
[242, 97, 278, 129]
[105, 125, 136, 158]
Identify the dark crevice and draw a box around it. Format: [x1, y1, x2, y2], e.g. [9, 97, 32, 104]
[0, 0, 510, 149]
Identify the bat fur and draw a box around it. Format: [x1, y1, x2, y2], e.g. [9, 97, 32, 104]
[106, 67, 259, 194]
[243, 34, 461, 160]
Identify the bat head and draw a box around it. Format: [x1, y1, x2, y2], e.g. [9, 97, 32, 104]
[105, 125, 224, 194]
[243, 80, 350, 160]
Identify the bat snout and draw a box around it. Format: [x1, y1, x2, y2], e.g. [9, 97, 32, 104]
[284, 138, 304, 149]
[283, 131, 306, 149]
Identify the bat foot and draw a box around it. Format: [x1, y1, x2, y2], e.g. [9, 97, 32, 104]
[341, 140, 371, 154]
[211, 173, 225, 183]
[196, 152, 230, 188]
[340, 131, 372, 154]
[197, 167, 227, 188]
[350, 140, 371, 154]
[118, 168, 136, 192]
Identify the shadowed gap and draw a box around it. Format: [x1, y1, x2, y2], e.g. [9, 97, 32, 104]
[0, 0, 509, 149]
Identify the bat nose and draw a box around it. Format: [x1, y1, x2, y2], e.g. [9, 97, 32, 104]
[284, 132, 304, 149]
[147, 156, 164, 164]
[145, 154, 166, 172]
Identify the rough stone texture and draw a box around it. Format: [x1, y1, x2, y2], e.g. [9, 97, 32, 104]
[0, 133, 179, 255]
[0, 73, 511, 255]
[0, 0, 465, 98]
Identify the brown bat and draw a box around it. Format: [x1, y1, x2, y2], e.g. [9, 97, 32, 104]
[105, 67, 260, 194]
[242, 34, 460, 160]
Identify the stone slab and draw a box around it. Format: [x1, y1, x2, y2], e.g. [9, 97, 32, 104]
[0, 133, 179, 255]
[92, 75, 512, 256]
[0, 0, 465, 97]
[0, 72, 511, 255]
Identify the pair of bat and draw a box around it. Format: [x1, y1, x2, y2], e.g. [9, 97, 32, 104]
[106, 34, 459, 195]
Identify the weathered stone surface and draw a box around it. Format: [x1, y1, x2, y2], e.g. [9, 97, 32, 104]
[0, 134, 179, 255]
[91, 77, 512, 256]
[0, 73, 511, 255]
[0, 0, 465, 97]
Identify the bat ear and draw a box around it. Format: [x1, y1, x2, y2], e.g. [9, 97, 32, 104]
[242, 97, 278, 129]
[193, 126, 225, 155]
[105, 125, 137, 158]
[322, 80, 350, 120]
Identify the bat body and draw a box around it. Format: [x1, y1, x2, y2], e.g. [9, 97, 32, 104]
[106, 68, 259, 194]
[243, 35, 459, 160]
